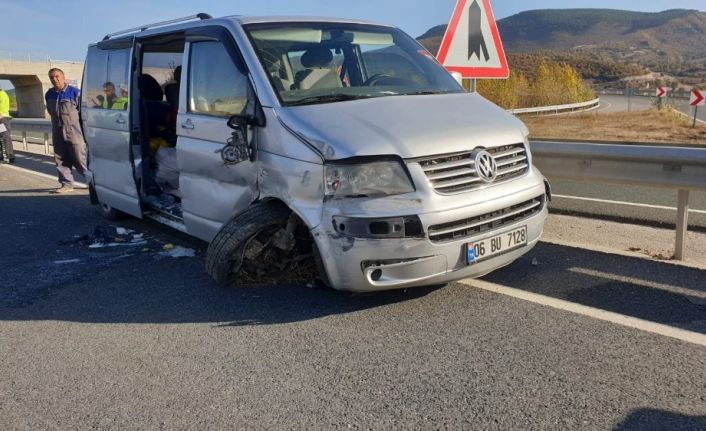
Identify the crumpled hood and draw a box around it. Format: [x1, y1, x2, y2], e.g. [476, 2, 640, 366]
[275, 92, 527, 160]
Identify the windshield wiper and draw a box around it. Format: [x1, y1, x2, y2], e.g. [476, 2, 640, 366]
[404, 90, 453, 96]
[286, 94, 373, 106]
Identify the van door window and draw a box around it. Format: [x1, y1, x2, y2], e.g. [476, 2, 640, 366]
[188, 41, 248, 117]
[83, 49, 130, 110]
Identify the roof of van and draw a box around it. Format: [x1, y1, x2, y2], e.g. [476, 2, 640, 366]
[98, 14, 397, 43]
[233, 15, 394, 28]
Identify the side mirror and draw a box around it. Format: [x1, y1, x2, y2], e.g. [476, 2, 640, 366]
[219, 114, 251, 165]
[227, 114, 248, 131]
[219, 97, 265, 165]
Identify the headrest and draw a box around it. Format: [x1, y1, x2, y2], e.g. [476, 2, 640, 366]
[301, 47, 333, 68]
[139, 74, 163, 101]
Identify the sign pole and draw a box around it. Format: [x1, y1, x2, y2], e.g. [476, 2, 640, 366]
[694, 106, 698, 128]
[462, 78, 477, 93]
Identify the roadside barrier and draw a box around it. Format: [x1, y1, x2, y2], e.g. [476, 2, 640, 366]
[509, 98, 600, 116]
[530, 140, 706, 260]
[9, 118, 53, 155]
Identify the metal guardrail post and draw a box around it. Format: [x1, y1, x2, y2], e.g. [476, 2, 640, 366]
[43, 133, 49, 155]
[675, 190, 690, 260]
[22, 131, 27, 150]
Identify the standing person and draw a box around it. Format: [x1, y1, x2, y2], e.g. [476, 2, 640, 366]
[0, 86, 14, 163]
[45, 68, 87, 193]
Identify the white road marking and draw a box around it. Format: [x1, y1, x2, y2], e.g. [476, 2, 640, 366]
[553, 194, 706, 215]
[462, 278, 706, 347]
[597, 100, 612, 112]
[540, 237, 706, 271]
[568, 267, 706, 300]
[0, 163, 87, 188]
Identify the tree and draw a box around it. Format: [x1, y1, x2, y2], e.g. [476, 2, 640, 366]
[477, 60, 594, 108]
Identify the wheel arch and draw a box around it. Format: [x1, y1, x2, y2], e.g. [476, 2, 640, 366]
[253, 195, 322, 232]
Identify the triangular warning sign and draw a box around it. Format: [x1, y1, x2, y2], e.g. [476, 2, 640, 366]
[436, 0, 509, 79]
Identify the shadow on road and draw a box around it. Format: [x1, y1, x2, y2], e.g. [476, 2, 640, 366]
[0, 193, 442, 325]
[613, 408, 706, 431]
[1, 186, 703, 329]
[11, 149, 88, 182]
[484, 242, 706, 334]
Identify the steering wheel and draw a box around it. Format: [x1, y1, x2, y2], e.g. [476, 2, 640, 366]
[363, 73, 394, 86]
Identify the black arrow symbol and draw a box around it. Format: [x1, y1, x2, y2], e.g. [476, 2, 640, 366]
[468, 0, 490, 62]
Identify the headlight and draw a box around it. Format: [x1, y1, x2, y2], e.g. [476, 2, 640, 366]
[325, 161, 415, 198]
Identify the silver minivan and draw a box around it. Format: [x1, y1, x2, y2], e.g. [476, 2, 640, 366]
[81, 14, 549, 292]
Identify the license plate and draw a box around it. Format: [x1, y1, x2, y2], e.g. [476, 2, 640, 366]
[467, 225, 527, 264]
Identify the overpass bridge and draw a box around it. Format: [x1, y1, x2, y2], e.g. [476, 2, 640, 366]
[0, 52, 83, 118]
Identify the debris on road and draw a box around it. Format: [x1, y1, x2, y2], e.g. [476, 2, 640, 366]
[53, 259, 81, 265]
[160, 245, 196, 258]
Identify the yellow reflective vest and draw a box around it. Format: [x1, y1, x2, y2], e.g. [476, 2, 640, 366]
[111, 96, 128, 110]
[0, 90, 11, 118]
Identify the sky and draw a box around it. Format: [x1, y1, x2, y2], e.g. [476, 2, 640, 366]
[1, 0, 704, 88]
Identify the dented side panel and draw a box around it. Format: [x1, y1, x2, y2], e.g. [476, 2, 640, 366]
[257, 152, 325, 230]
[177, 114, 258, 242]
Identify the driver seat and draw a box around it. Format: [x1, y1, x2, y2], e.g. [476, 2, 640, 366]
[292, 47, 342, 90]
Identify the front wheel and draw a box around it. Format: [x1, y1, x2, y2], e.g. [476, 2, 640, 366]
[205, 202, 315, 286]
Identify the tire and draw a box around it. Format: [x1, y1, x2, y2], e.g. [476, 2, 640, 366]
[205, 202, 297, 285]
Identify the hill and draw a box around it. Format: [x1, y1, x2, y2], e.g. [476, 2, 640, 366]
[418, 8, 706, 78]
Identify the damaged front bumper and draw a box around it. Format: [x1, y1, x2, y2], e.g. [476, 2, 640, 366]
[312, 172, 549, 292]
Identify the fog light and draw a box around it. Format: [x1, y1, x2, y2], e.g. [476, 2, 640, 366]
[370, 269, 382, 281]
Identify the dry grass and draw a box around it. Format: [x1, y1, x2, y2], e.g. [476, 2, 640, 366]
[522, 108, 706, 146]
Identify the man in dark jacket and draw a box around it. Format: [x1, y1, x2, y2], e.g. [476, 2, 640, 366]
[45, 68, 86, 193]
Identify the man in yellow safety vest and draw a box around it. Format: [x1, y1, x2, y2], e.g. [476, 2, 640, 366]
[0, 86, 14, 163]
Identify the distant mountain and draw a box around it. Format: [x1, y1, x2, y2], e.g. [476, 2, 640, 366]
[418, 9, 706, 74]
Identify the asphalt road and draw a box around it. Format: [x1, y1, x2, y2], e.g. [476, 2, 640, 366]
[596, 94, 706, 123]
[595, 94, 654, 114]
[1, 165, 705, 430]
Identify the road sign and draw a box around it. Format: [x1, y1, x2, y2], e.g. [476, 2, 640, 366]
[690, 89, 705, 106]
[656, 87, 667, 98]
[436, 0, 509, 79]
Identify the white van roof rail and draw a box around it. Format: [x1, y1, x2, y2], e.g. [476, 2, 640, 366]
[102, 13, 213, 40]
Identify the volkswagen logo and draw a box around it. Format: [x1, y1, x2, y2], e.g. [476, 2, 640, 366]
[474, 150, 497, 182]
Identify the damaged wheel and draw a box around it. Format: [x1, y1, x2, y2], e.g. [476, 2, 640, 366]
[205, 202, 315, 285]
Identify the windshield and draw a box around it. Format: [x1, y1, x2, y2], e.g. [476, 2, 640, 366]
[244, 22, 464, 106]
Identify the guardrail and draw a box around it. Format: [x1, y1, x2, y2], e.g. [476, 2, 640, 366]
[0, 50, 81, 64]
[9, 118, 53, 155]
[509, 98, 600, 116]
[530, 140, 706, 260]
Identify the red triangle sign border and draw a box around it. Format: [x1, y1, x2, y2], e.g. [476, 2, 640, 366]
[436, 0, 509, 79]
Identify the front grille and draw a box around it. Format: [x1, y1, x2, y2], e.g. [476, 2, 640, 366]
[418, 143, 529, 194]
[428, 196, 544, 243]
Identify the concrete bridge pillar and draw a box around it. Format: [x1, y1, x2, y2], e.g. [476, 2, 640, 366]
[11, 75, 45, 117]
